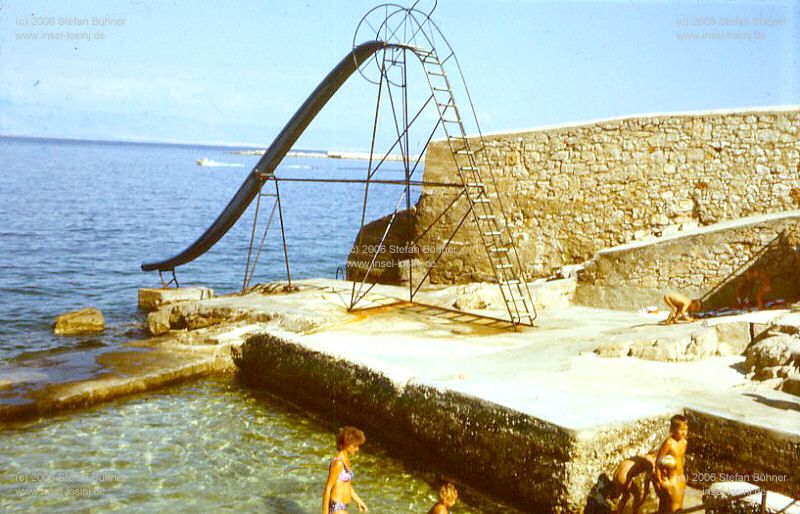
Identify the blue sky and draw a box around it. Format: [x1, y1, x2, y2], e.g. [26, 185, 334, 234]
[0, 0, 797, 150]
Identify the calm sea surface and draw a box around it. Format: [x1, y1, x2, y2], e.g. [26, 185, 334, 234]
[0, 136, 415, 361]
[0, 137, 519, 512]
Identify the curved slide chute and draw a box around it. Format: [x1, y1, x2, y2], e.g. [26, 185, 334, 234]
[141, 40, 395, 272]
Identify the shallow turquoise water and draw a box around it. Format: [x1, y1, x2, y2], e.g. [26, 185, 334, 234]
[0, 378, 521, 513]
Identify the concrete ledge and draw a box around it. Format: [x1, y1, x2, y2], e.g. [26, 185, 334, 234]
[138, 287, 214, 312]
[233, 331, 673, 512]
[687, 409, 800, 499]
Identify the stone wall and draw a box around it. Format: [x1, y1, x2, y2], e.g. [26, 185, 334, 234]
[575, 212, 800, 311]
[407, 107, 800, 283]
[686, 409, 800, 500]
[233, 332, 671, 513]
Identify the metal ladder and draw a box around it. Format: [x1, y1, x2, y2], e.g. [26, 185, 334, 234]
[415, 48, 537, 327]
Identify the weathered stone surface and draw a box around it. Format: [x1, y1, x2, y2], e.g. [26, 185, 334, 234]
[147, 308, 171, 336]
[594, 325, 737, 362]
[451, 278, 575, 312]
[453, 283, 497, 310]
[703, 482, 800, 514]
[686, 410, 800, 500]
[233, 331, 674, 513]
[744, 334, 800, 373]
[53, 307, 105, 335]
[345, 209, 416, 285]
[714, 322, 751, 355]
[137, 287, 213, 312]
[744, 333, 800, 393]
[385, 108, 800, 284]
[575, 212, 800, 311]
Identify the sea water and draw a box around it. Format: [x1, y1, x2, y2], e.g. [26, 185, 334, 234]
[0, 137, 519, 512]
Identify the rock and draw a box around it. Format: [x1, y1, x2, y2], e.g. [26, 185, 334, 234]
[713, 321, 750, 355]
[783, 375, 800, 396]
[686, 328, 719, 359]
[593, 339, 631, 358]
[638, 337, 686, 361]
[53, 308, 105, 336]
[248, 282, 299, 295]
[744, 334, 800, 372]
[147, 307, 172, 336]
[453, 283, 500, 310]
[716, 342, 733, 356]
[138, 287, 214, 312]
[703, 481, 800, 513]
[532, 278, 574, 310]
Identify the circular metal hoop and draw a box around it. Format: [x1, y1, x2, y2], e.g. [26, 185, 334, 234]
[352, 4, 435, 86]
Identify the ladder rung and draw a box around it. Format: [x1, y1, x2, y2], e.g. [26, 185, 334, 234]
[455, 149, 473, 155]
[472, 198, 491, 204]
[490, 247, 508, 253]
[460, 166, 478, 171]
[501, 279, 521, 285]
[496, 264, 513, 269]
[484, 231, 502, 236]
[428, 70, 446, 77]
[477, 215, 496, 220]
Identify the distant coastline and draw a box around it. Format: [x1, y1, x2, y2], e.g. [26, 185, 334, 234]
[228, 149, 421, 162]
[0, 134, 421, 161]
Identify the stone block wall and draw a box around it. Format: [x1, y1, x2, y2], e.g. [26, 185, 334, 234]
[575, 212, 800, 311]
[686, 409, 800, 500]
[412, 107, 800, 283]
[234, 332, 672, 512]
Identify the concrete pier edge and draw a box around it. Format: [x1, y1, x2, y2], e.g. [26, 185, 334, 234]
[233, 330, 800, 513]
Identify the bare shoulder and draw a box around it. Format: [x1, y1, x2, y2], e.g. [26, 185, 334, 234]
[431, 504, 448, 514]
[329, 457, 344, 472]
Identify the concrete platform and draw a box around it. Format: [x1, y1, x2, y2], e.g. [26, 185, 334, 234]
[230, 280, 800, 511]
[3, 279, 798, 511]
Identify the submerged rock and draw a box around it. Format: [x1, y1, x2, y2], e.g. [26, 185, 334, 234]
[53, 307, 105, 335]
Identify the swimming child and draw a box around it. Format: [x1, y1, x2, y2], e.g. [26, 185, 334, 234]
[427, 480, 458, 514]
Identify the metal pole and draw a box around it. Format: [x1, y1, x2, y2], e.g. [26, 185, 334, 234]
[403, 48, 413, 302]
[351, 58, 386, 309]
[760, 489, 767, 514]
[243, 179, 264, 292]
[273, 178, 292, 288]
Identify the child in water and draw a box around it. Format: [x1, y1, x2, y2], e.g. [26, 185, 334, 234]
[654, 415, 689, 513]
[609, 452, 656, 513]
[428, 480, 458, 514]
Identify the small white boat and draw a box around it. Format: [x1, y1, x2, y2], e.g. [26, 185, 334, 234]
[196, 158, 243, 168]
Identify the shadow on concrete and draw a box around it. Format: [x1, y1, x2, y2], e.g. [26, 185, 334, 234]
[744, 393, 800, 412]
[700, 231, 800, 312]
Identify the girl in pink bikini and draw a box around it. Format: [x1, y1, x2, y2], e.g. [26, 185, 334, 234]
[322, 426, 368, 514]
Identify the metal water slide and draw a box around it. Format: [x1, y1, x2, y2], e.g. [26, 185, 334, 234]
[141, 40, 394, 273]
